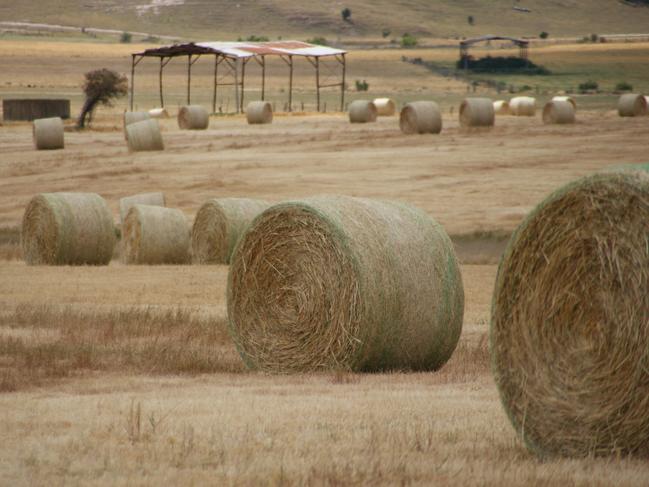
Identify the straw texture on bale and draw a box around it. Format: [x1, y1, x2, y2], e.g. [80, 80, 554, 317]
[493, 100, 510, 115]
[123, 111, 150, 128]
[348, 100, 377, 123]
[227, 196, 464, 373]
[542, 100, 576, 124]
[373, 98, 396, 116]
[125, 119, 164, 152]
[245, 101, 273, 124]
[119, 192, 166, 224]
[148, 107, 169, 118]
[491, 170, 649, 458]
[617, 93, 648, 117]
[121, 205, 189, 265]
[509, 96, 536, 116]
[191, 197, 270, 264]
[399, 101, 442, 134]
[178, 105, 209, 129]
[552, 96, 577, 110]
[21, 192, 115, 265]
[33, 117, 64, 150]
[459, 98, 495, 127]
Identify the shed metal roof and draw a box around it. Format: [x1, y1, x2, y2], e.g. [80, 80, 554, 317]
[136, 40, 346, 59]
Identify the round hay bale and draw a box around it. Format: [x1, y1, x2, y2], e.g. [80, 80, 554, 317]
[125, 119, 164, 152]
[123, 111, 150, 140]
[542, 100, 576, 124]
[618, 93, 648, 117]
[227, 196, 464, 373]
[178, 105, 209, 130]
[119, 192, 166, 224]
[399, 101, 442, 134]
[191, 197, 270, 264]
[246, 101, 273, 124]
[348, 100, 377, 123]
[491, 170, 649, 458]
[459, 97, 495, 128]
[552, 96, 577, 110]
[493, 100, 510, 115]
[21, 192, 115, 265]
[509, 96, 537, 116]
[148, 107, 169, 118]
[121, 205, 189, 265]
[373, 98, 396, 116]
[33, 117, 64, 150]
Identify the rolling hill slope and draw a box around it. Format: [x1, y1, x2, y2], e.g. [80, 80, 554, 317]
[0, 0, 648, 41]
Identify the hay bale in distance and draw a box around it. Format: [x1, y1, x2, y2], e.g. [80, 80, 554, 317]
[121, 204, 189, 264]
[459, 98, 495, 127]
[618, 93, 648, 117]
[33, 117, 64, 150]
[552, 96, 577, 110]
[246, 101, 273, 124]
[491, 170, 649, 458]
[399, 101, 442, 134]
[373, 98, 396, 116]
[191, 197, 270, 264]
[348, 100, 377, 123]
[542, 100, 576, 124]
[178, 105, 209, 129]
[119, 192, 166, 224]
[509, 96, 537, 116]
[493, 100, 510, 115]
[148, 107, 169, 118]
[125, 119, 164, 152]
[227, 196, 464, 373]
[21, 192, 115, 265]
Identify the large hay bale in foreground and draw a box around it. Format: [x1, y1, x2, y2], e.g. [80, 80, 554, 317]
[122, 205, 189, 264]
[618, 93, 648, 117]
[21, 192, 115, 265]
[348, 100, 377, 123]
[123, 111, 150, 140]
[33, 117, 64, 150]
[509, 96, 536, 116]
[373, 98, 396, 116]
[246, 101, 273, 124]
[191, 197, 270, 264]
[459, 98, 495, 128]
[552, 96, 577, 110]
[493, 100, 510, 115]
[119, 192, 166, 224]
[542, 100, 576, 124]
[227, 196, 464, 373]
[125, 119, 164, 152]
[491, 170, 649, 458]
[399, 101, 442, 134]
[178, 105, 209, 129]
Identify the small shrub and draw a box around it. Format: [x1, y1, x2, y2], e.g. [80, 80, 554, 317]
[245, 34, 269, 42]
[615, 81, 633, 92]
[355, 80, 369, 92]
[590, 33, 599, 43]
[341, 7, 352, 21]
[382, 28, 391, 38]
[401, 33, 418, 48]
[578, 80, 599, 93]
[307, 36, 328, 46]
[467, 15, 474, 25]
[539, 31, 549, 39]
[120, 31, 132, 43]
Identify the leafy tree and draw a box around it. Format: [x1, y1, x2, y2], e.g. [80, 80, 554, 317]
[467, 15, 474, 25]
[341, 8, 352, 21]
[77, 69, 128, 128]
[401, 33, 418, 48]
[120, 31, 132, 43]
[382, 28, 391, 38]
[539, 31, 549, 39]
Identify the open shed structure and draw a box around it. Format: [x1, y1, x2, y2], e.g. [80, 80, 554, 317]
[459, 35, 529, 69]
[130, 41, 347, 113]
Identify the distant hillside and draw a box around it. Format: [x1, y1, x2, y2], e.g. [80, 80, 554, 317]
[1, 0, 649, 42]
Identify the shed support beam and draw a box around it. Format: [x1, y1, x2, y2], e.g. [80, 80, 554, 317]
[340, 54, 346, 112]
[129, 54, 143, 111]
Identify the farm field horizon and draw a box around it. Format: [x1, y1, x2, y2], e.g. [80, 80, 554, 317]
[1, 31, 649, 485]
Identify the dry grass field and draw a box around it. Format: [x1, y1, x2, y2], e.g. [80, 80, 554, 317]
[2, 38, 649, 485]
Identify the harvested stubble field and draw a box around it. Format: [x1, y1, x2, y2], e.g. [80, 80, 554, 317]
[2, 39, 649, 485]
